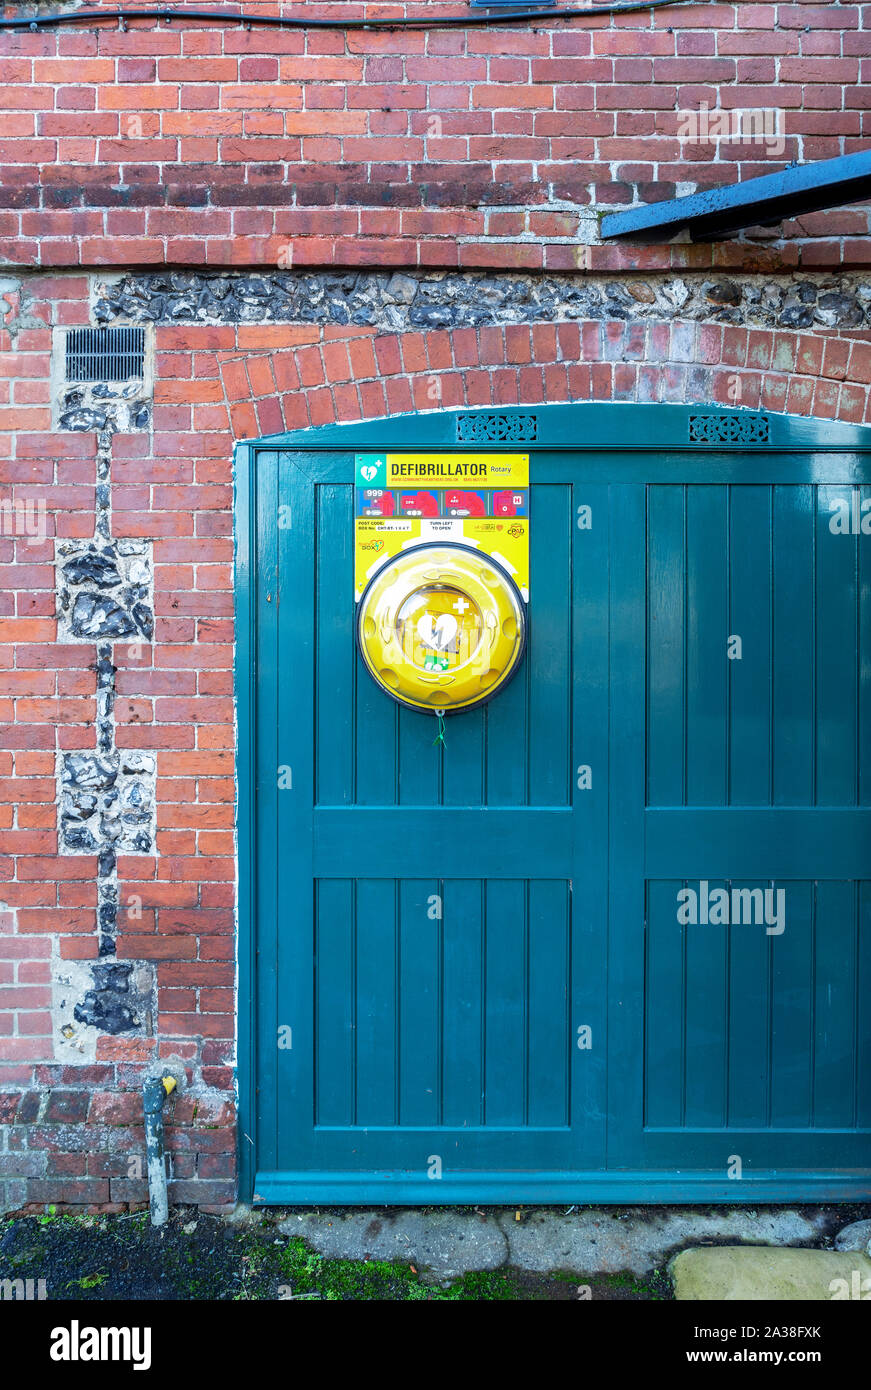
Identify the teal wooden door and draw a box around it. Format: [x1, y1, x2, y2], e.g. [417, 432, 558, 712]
[238, 406, 871, 1203]
[248, 448, 609, 1201]
[611, 479, 871, 1190]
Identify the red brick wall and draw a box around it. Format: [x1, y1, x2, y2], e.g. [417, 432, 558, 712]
[0, 1, 869, 273]
[2, 267, 871, 1209]
[1, 1, 870, 1211]
[216, 317, 871, 430]
[0, 277, 236, 1211]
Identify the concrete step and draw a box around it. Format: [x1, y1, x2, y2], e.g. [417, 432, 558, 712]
[672, 1246, 871, 1300]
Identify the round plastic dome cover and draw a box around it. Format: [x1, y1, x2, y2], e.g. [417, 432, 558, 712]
[356, 544, 526, 713]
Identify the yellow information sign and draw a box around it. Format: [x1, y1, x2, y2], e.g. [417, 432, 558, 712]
[354, 453, 530, 601]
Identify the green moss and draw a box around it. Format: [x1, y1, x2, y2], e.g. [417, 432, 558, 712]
[438, 1269, 521, 1301]
[236, 1236, 522, 1301]
[0, 1212, 671, 1301]
[550, 1266, 669, 1300]
[38, 1210, 106, 1231]
[67, 1272, 109, 1290]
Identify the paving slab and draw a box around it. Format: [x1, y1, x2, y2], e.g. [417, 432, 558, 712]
[500, 1208, 829, 1278]
[279, 1209, 508, 1281]
[278, 1206, 834, 1281]
[672, 1246, 871, 1301]
[833, 1219, 871, 1254]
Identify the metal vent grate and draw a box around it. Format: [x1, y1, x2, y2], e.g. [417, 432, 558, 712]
[689, 413, 770, 444]
[456, 412, 537, 443]
[65, 327, 145, 382]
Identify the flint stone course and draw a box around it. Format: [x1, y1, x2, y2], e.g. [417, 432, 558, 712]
[93, 270, 871, 334]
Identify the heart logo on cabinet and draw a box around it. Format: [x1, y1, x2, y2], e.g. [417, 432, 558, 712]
[416, 613, 458, 650]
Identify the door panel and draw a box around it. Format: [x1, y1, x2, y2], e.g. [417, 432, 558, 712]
[626, 482, 871, 1179]
[646, 483, 871, 810]
[643, 877, 868, 1131]
[311, 876, 573, 1129]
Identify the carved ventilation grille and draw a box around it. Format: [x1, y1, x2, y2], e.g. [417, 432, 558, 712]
[65, 327, 146, 382]
[456, 412, 538, 443]
[689, 413, 770, 444]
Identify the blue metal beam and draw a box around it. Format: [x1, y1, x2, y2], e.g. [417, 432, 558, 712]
[600, 149, 871, 241]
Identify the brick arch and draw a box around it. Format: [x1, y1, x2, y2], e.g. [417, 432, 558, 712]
[217, 319, 871, 441]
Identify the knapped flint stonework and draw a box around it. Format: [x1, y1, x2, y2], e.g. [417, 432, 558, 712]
[58, 750, 156, 861]
[56, 539, 153, 645]
[92, 270, 871, 335]
[52, 380, 157, 1034]
[58, 380, 150, 435]
[56, 532, 156, 878]
[53, 957, 157, 1063]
